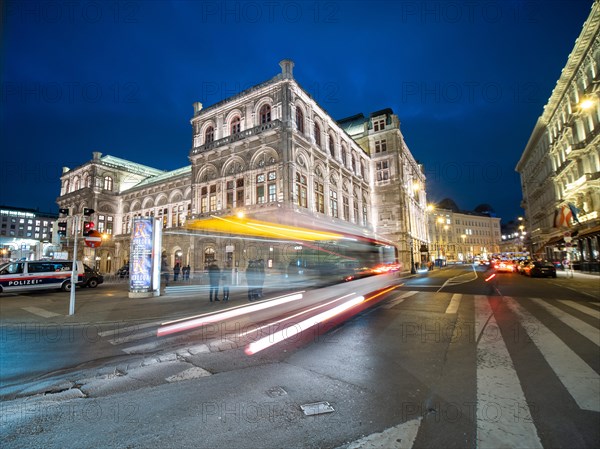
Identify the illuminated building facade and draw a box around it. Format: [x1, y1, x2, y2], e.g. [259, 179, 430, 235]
[0, 205, 58, 261]
[428, 206, 501, 263]
[56, 60, 428, 274]
[516, 2, 600, 271]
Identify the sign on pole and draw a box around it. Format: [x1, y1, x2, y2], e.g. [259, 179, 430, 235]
[84, 230, 103, 248]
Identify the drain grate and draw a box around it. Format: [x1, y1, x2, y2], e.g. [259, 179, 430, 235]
[300, 401, 335, 416]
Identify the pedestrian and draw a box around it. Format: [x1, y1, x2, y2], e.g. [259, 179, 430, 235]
[221, 264, 231, 301]
[256, 259, 265, 298]
[173, 262, 181, 281]
[183, 264, 190, 281]
[161, 256, 170, 287]
[208, 261, 221, 302]
[246, 260, 257, 301]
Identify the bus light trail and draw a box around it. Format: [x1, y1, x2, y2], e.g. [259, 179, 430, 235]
[157, 292, 304, 337]
[245, 295, 365, 355]
[236, 293, 357, 338]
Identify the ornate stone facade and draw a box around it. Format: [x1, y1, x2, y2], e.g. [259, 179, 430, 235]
[517, 1, 600, 269]
[56, 60, 429, 274]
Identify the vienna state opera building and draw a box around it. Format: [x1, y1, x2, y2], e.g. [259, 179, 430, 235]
[56, 60, 428, 276]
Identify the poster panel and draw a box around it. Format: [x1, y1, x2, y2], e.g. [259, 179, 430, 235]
[130, 218, 154, 291]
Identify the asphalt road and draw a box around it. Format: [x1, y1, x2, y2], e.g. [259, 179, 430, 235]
[1, 265, 598, 448]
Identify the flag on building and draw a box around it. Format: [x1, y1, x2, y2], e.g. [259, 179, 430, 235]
[553, 204, 573, 228]
[567, 203, 581, 224]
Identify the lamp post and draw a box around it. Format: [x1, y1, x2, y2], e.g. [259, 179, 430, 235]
[436, 216, 444, 266]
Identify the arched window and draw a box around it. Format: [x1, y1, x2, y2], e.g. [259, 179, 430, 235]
[314, 123, 321, 147]
[329, 135, 335, 158]
[296, 106, 304, 134]
[104, 176, 113, 191]
[231, 116, 241, 135]
[260, 104, 271, 124]
[205, 126, 214, 144]
[341, 145, 347, 166]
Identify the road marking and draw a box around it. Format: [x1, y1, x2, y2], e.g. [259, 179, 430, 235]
[382, 291, 418, 309]
[504, 296, 600, 412]
[98, 321, 160, 338]
[445, 294, 462, 314]
[107, 329, 158, 345]
[557, 300, 600, 319]
[436, 265, 478, 292]
[21, 306, 60, 318]
[530, 298, 600, 347]
[475, 296, 543, 449]
[344, 417, 421, 449]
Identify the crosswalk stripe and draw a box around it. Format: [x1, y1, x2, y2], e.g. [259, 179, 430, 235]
[530, 298, 600, 347]
[504, 296, 600, 412]
[21, 306, 60, 318]
[445, 294, 461, 314]
[475, 296, 542, 448]
[382, 290, 418, 309]
[557, 300, 600, 319]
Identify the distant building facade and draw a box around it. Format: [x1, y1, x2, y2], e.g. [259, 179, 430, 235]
[516, 2, 600, 271]
[428, 205, 501, 263]
[56, 60, 429, 274]
[0, 205, 58, 262]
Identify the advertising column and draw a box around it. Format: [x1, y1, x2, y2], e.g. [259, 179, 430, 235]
[129, 217, 162, 298]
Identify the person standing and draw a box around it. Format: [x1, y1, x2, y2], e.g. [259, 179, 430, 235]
[246, 260, 256, 301]
[221, 264, 231, 301]
[183, 264, 190, 281]
[208, 261, 221, 302]
[161, 256, 170, 287]
[256, 259, 265, 298]
[173, 263, 181, 281]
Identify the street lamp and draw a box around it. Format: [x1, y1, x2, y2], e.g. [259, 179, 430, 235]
[436, 216, 444, 266]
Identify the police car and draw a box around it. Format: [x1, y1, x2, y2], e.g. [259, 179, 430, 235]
[0, 260, 103, 294]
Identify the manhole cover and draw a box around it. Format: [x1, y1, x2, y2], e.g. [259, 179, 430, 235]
[300, 401, 335, 416]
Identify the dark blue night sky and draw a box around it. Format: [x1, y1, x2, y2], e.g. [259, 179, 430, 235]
[0, 0, 593, 222]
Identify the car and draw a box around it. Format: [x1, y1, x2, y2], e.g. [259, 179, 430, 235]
[524, 261, 557, 278]
[494, 260, 516, 273]
[116, 264, 129, 278]
[82, 264, 104, 288]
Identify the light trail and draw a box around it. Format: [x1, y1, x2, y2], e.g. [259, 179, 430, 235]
[245, 295, 365, 355]
[236, 292, 357, 338]
[157, 291, 304, 337]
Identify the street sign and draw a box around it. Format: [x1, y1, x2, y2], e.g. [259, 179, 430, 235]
[84, 230, 103, 248]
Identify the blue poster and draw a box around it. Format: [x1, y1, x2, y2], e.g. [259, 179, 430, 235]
[130, 218, 154, 291]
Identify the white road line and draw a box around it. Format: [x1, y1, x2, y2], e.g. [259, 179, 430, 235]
[382, 291, 418, 309]
[475, 296, 543, 449]
[530, 298, 600, 347]
[445, 294, 462, 314]
[21, 306, 60, 318]
[557, 300, 600, 319]
[505, 296, 600, 412]
[107, 329, 158, 345]
[98, 321, 160, 337]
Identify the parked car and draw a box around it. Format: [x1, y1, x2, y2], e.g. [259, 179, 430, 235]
[116, 264, 129, 279]
[524, 261, 557, 278]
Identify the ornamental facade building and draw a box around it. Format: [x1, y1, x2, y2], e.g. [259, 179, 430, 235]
[56, 60, 428, 275]
[516, 1, 600, 271]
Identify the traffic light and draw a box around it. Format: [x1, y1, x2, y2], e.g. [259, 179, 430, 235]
[83, 208, 95, 216]
[83, 221, 94, 237]
[57, 221, 67, 237]
[59, 208, 69, 216]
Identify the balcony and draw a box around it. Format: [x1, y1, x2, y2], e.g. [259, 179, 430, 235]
[191, 120, 282, 155]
